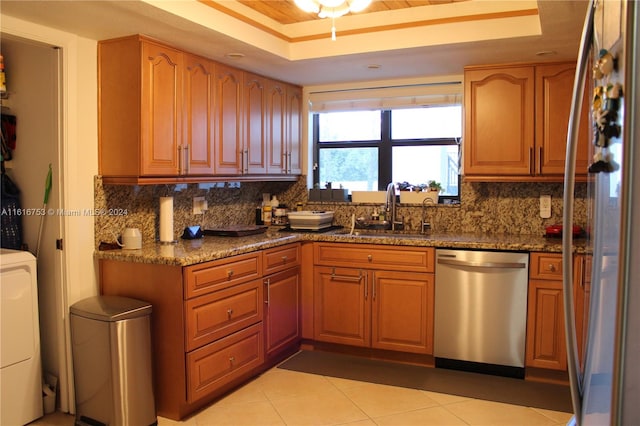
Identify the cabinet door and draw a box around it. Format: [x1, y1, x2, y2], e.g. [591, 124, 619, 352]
[371, 271, 434, 354]
[264, 267, 301, 358]
[286, 85, 302, 175]
[313, 266, 370, 347]
[266, 80, 286, 174]
[574, 254, 592, 368]
[183, 53, 215, 175]
[535, 63, 591, 176]
[525, 279, 567, 370]
[464, 66, 535, 176]
[214, 64, 243, 174]
[244, 73, 268, 174]
[141, 41, 182, 175]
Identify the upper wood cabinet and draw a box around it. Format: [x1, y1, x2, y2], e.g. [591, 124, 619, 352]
[244, 73, 268, 174]
[266, 80, 286, 175]
[266, 81, 302, 175]
[214, 64, 244, 175]
[535, 63, 591, 176]
[463, 62, 590, 181]
[99, 36, 183, 179]
[286, 85, 303, 175]
[183, 53, 215, 175]
[98, 34, 302, 183]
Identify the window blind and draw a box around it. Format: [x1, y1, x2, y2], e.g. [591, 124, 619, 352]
[308, 81, 462, 113]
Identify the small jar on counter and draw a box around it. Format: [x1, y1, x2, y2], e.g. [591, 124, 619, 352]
[263, 206, 272, 225]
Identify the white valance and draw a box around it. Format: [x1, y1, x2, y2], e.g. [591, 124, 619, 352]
[308, 81, 462, 113]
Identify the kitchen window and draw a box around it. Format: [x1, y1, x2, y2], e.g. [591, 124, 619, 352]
[313, 105, 461, 202]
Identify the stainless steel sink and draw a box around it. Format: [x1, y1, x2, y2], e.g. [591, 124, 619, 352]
[334, 229, 429, 239]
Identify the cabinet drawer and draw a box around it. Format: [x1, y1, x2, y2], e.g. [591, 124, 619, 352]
[184, 252, 262, 299]
[185, 279, 263, 351]
[314, 243, 434, 272]
[186, 323, 263, 403]
[530, 252, 563, 280]
[263, 243, 301, 276]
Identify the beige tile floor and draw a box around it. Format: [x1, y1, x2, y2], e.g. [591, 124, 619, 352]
[31, 367, 573, 426]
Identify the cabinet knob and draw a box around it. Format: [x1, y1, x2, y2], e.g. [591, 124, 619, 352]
[282, 255, 288, 263]
[227, 269, 234, 278]
[227, 308, 233, 317]
[367, 254, 373, 262]
[229, 356, 235, 365]
[548, 264, 556, 272]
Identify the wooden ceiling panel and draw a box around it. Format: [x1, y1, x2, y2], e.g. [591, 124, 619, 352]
[237, 0, 464, 24]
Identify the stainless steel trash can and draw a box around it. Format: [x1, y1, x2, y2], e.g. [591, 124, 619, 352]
[70, 296, 156, 426]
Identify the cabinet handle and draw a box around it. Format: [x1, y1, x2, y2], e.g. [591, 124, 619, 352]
[184, 145, 190, 174]
[239, 150, 245, 175]
[539, 146, 543, 175]
[227, 308, 233, 318]
[364, 272, 368, 300]
[372, 272, 376, 300]
[244, 149, 249, 174]
[178, 145, 184, 175]
[264, 278, 270, 305]
[529, 147, 534, 176]
[227, 269, 234, 278]
[330, 267, 362, 282]
[287, 152, 292, 174]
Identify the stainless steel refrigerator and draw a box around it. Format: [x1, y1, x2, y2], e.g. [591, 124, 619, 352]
[563, 0, 639, 425]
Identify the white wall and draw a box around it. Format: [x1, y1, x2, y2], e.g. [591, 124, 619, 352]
[1, 14, 98, 412]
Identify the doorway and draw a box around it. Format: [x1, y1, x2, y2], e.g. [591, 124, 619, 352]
[1, 33, 70, 412]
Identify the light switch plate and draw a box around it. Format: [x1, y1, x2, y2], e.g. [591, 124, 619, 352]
[540, 195, 551, 218]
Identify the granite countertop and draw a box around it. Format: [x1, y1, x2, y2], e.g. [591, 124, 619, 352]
[94, 227, 591, 266]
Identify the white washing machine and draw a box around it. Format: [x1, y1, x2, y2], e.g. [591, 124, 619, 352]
[1, 248, 43, 425]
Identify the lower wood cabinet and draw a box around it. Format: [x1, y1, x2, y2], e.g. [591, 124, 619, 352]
[312, 243, 435, 355]
[187, 322, 264, 403]
[99, 243, 301, 421]
[313, 267, 433, 354]
[264, 267, 301, 360]
[526, 252, 591, 374]
[262, 244, 301, 363]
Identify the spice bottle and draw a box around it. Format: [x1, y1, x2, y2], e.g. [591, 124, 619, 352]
[263, 206, 272, 225]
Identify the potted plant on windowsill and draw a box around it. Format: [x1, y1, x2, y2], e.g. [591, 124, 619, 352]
[398, 181, 441, 204]
[424, 180, 442, 204]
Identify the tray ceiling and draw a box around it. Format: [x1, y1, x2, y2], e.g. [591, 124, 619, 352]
[236, 1, 467, 25]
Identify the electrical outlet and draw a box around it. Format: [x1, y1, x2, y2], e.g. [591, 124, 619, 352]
[540, 195, 551, 218]
[193, 197, 206, 215]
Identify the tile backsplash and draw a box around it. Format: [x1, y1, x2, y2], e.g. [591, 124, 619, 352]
[94, 176, 588, 247]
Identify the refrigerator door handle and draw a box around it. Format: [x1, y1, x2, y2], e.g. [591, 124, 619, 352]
[563, 1, 595, 423]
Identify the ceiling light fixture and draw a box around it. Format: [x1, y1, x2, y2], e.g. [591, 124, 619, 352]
[294, 0, 372, 40]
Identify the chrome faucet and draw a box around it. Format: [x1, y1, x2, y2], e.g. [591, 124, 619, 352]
[421, 197, 435, 233]
[385, 182, 403, 231]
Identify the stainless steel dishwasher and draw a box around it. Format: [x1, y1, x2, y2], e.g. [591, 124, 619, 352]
[434, 249, 529, 378]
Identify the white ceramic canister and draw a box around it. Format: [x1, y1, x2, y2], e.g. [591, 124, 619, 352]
[121, 227, 142, 249]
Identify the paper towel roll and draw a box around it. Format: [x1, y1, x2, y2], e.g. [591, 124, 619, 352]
[159, 196, 174, 243]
